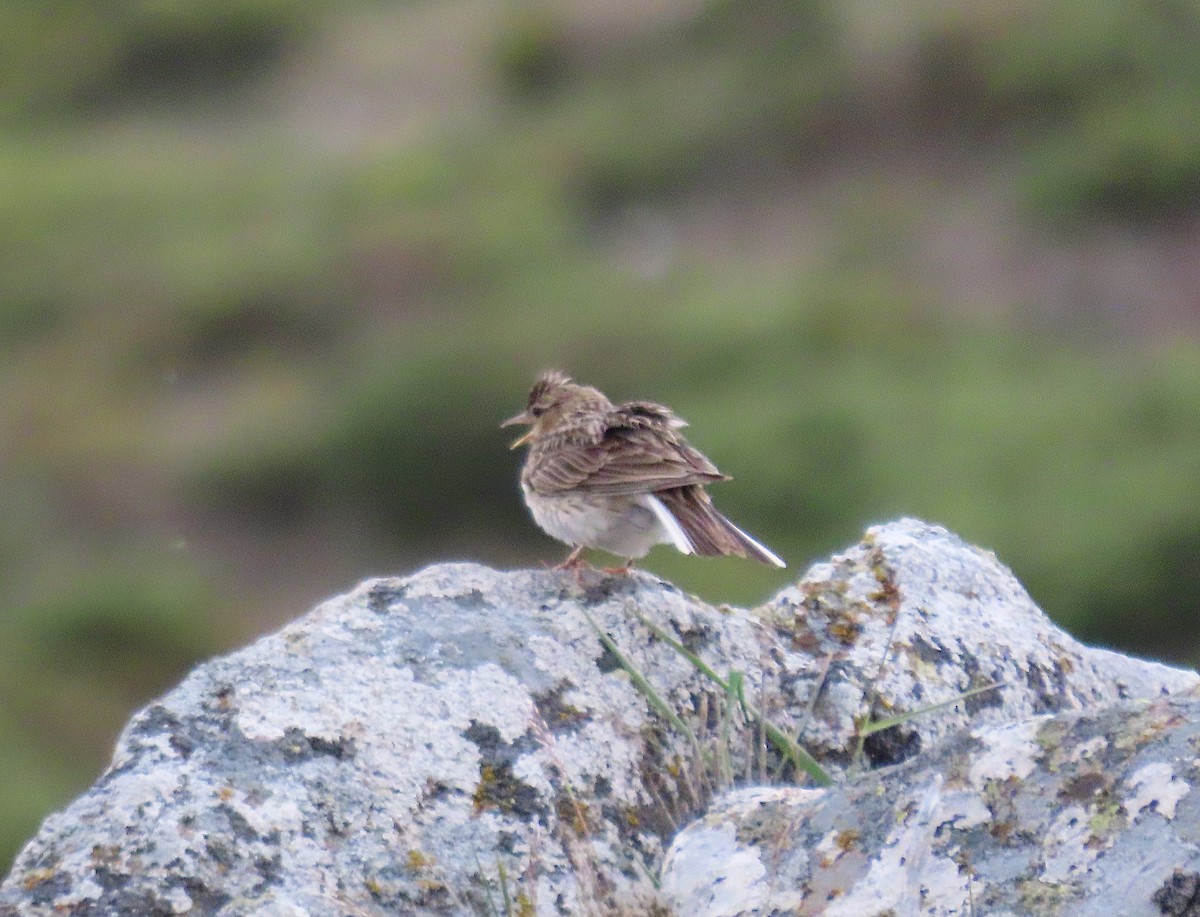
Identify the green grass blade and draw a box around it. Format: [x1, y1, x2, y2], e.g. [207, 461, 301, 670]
[580, 607, 697, 743]
[635, 613, 833, 787]
[859, 682, 1004, 737]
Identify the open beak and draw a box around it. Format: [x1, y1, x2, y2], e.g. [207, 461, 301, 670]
[508, 429, 535, 449]
[501, 410, 536, 449]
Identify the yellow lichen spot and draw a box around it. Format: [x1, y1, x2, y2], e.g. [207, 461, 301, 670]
[472, 764, 498, 812]
[835, 829, 859, 852]
[1088, 802, 1124, 837]
[21, 868, 57, 890]
[555, 794, 591, 836]
[829, 619, 862, 644]
[406, 849, 430, 871]
[1019, 877, 1072, 907]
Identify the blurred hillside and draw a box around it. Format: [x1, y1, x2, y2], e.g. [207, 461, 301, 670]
[4, 0, 1200, 872]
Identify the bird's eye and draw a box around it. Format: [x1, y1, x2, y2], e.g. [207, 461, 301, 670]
[530, 406, 545, 418]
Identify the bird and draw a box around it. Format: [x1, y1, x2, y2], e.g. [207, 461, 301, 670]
[501, 370, 785, 572]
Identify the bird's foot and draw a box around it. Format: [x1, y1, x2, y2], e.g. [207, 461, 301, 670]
[601, 559, 636, 576]
[552, 547, 593, 585]
[552, 546, 587, 571]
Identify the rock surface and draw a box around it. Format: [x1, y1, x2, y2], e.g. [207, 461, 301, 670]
[0, 519, 1195, 916]
[661, 693, 1200, 916]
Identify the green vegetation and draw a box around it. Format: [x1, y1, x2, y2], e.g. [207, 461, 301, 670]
[4, 0, 1200, 875]
[0, 0, 312, 121]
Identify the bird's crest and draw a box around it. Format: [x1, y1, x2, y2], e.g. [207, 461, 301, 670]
[527, 370, 573, 407]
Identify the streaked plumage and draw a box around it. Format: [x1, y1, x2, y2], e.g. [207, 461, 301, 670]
[501, 371, 785, 570]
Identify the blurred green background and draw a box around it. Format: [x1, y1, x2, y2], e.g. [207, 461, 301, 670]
[5, 0, 1200, 871]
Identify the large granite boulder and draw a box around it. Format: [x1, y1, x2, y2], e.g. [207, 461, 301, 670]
[1, 519, 1195, 916]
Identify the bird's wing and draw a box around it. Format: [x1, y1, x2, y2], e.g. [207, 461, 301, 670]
[524, 403, 728, 496]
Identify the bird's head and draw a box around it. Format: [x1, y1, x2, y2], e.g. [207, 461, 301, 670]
[501, 370, 610, 448]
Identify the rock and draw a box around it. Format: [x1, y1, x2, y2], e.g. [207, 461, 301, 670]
[661, 693, 1200, 917]
[761, 519, 1195, 766]
[0, 519, 1194, 916]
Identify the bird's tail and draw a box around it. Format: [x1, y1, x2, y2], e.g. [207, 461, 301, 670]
[654, 486, 786, 568]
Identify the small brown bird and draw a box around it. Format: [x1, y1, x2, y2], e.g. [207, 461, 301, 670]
[502, 370, 785, 571]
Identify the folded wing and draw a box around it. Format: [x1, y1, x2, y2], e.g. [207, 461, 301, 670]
[523, 402, 727, 497]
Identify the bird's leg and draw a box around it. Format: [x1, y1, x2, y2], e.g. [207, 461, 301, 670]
[552, 546, 594, 586]
[553, 545, 587, 571]
[602, 558, 636, 576]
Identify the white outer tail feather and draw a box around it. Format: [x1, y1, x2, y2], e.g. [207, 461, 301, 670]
[645, 493, 785, 568]
[726, 517, 787, 568]
[644, 495, 695, 555]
